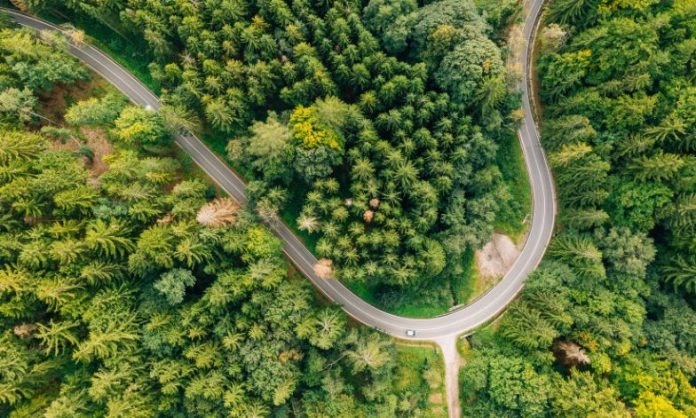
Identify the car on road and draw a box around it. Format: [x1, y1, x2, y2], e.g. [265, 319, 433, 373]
[405, 330, 416, 337]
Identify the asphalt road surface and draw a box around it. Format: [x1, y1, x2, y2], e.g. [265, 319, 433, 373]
[5, 1, 554, 340]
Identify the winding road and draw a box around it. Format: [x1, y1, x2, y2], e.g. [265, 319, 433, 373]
[4, 2, 553, 415]
[7, 4, 556, 414]
[3, 0, 553, 340]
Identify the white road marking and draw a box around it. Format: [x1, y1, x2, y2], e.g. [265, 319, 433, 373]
[3, 1, 556, 339]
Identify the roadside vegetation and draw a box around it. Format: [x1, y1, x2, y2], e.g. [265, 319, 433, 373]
[459, 1, 696, 416]
[493, 131, 531, 242]
[394, 343, 448, 418]
[13, 0, 532, 317]
[0, 24, 443, 417]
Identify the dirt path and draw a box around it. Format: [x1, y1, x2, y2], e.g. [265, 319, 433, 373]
[434, 336, 461, 418]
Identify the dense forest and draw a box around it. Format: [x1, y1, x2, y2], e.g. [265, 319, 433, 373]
[14, 0, 526, 298]
[0, 24, 445, 417]
[6, 0, 696, 416]
[460, 0, 696, 416]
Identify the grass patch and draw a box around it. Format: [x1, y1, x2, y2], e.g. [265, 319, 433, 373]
[451, 249, 477, 305]
[469, 267, 500, 306]
[199, 131, 230, 161]
[494, 130, 532, 243]
[345, 249, 481, 318]
[394, 342, 448, 418]
[345, 281, 381, 307]
[386, 294, 450, 318]
[280, 185, 318, 252]
[456, 336, 471, 358]
[347, 277, 453, 318]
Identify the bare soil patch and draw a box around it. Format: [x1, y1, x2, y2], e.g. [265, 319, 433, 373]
[80, 126, 112, 179]
[48, 126, 113, 186]
[475, 233, 521, 281]
[48, 136, 81, 153]
[37, 74, 105, 122]
[428, 393, 444, 404]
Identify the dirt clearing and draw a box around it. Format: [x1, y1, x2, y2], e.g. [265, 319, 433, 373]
[475, 233, 521, 281]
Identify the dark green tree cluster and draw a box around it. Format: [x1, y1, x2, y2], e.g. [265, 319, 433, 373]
[538, 0, 696, 297]
[459, 1, 696, 416]
[0, 24, 439, 417]
[21, 0, 521, 291]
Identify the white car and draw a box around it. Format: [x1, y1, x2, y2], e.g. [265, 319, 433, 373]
[405, 329, 416, 337]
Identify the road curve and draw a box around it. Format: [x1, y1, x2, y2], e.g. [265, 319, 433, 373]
[4, 2, 554, 340]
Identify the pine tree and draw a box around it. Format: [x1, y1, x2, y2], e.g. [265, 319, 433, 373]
[345, 331, 392, 373]
[629, 152, 684, 182]
[661, 256, 696, 295]
[35, 320, 80, 356]
[85, 219, 135, 258]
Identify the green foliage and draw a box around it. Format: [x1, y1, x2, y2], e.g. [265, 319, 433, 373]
[474, 0, 521, 36]
[393, 344, 447, 417]
[460, 349, 554, 417]
[364, 0, 418, 52]
[64, 93, 127, 126]
[537, 0, 696, 289]
[435, 36, 505, 105]
[0, 130, 45, 163]
[227, 112, 291, 183]
[29, 0, 521, 294]
[0, 27, 89, 127]
[0, 24, 442, 417]
[289, 104, 342, 151]
[462, 1, 696, 416]
[0, 87, 37, 123]
[0, 27, 88, 92]
[113, 106, 170, 146]
[548, 232, 606, 280]
[286, 101, 346, 183]
[154, 269, 196, 305]
[606, 180, 672, 230]
[661, 256, 696, 295]
[546, 0, 599, 26]
[550, 371, 629, 418]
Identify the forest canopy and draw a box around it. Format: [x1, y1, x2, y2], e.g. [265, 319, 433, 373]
[3, 0, 696, 416]
[459, 0, 696, 416]
[18, 0, 523, 292]
[0, 24, 442, 417]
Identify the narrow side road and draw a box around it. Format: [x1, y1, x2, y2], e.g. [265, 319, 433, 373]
[434, 336, 461, 418]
